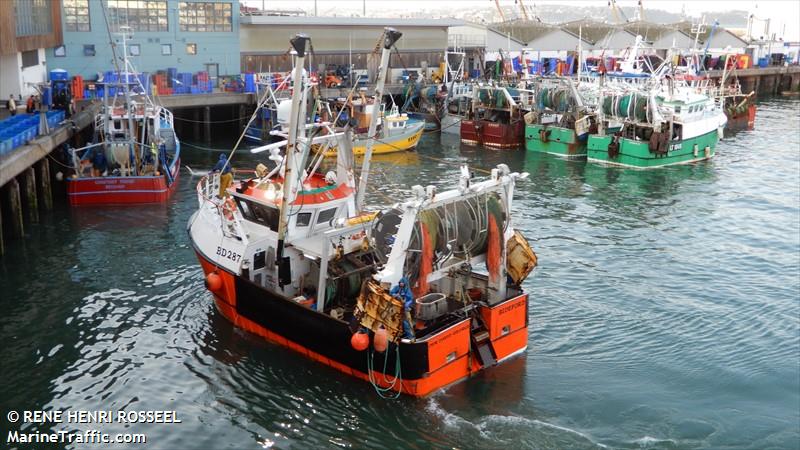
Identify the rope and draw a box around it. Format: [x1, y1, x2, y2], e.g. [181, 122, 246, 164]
[173, 115, 253, 124]
[181, 141, 234, 152]
[366, 345, 403, 399]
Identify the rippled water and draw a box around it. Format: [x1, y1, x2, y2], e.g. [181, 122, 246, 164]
[1, 98, 798, 449]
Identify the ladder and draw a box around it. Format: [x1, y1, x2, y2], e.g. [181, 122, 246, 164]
[470, 312, 497, 367]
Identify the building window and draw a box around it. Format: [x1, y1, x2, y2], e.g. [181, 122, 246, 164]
[84, 44, 96, 57]
[161, 44, 172, 55]
[129, 44, 140, 56]
[21, 50, 39, 68]
[186, 43, 197, 55]
[63, 0, 90, 32]
[179, 2, 232, 32]
[107, 0, 168, 32]
[14, 0, 53, 36]
[54, 45, 66, 57]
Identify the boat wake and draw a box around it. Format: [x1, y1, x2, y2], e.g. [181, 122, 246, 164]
[184, 165, 207, 176]
[425, 398, 608, 449]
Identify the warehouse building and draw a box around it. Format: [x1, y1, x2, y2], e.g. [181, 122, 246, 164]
[239, 15, 457, 82]
[45, 0, 240, 81]
[0, 0, 63, 98]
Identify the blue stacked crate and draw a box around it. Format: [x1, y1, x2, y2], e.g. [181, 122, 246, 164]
[245, 73, 256, 93]
[0, 114, 41, 155]
[167, 68, 178, 88]
[174, 72, 191, 94]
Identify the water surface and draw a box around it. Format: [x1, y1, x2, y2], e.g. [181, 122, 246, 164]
[1, 98, 798, 449]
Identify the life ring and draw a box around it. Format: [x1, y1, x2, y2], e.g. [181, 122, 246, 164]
[222, 198, 236, 221]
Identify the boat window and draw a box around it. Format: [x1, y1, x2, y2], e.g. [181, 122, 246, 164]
[235, 198, 251, 217]
[296, 212, 312, 227]
[253, 250, 266, 270]
[674, 106, 681, 114]
[236, 198, 279, 232]
[316, 207, 337, 224]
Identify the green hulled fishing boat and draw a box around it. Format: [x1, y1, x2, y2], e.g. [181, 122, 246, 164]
[525, 81, 596, 158]
[586, 85, 727, 169]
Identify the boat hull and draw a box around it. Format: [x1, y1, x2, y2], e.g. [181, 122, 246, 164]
[321, 121, 425, 157]
[586, 129, 719, 168]
[407, 112, 440, 131]
[66, 160, 180, 205]
[461, 120, 524, 149]
[525, 124, 586, 158]
[193, 247, 529, 397]
[441, 113, 462, 135]
[724, 103, 756, 130]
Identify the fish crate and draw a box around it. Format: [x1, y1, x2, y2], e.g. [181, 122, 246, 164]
[415, 293, 448, 321]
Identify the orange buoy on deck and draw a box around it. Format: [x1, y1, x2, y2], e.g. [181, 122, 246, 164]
[205, 272, 223, 292]
[373, 328, 388, 352]
[351, 332, 369, 351]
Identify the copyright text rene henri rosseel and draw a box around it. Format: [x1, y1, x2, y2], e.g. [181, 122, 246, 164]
[6, 410, 183, 445]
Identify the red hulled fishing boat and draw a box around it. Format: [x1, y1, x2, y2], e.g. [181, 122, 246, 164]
[188, 30, 538, 397]
[65, 28, 180, 206]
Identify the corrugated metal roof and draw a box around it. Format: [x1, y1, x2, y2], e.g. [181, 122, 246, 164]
[240, 15, 461, 28]
[558, 19, 635, 45]
[622, 20, 691, 42]
[671, 21, 748, 46]
[492, 20, 561, 44]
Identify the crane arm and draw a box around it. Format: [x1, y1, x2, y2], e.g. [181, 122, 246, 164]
[518, 0, 530, 21]
[494, 0, 506, 22]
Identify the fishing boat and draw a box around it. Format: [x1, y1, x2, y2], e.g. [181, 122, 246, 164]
[244, 77, 293, 143]
[525, 78, 597, 158]
[440, 51, 472, 135]
[713, 58, 756, 130]
[188, 30, 537, 397]
[402, 83, 443, 131]
[317, 99, 424, 157]
[460, 85, 534, 149]
[66, 28, 180, 205]
[586, 79, 727, 168]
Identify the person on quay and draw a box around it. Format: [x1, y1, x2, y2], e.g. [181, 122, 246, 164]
[7, 95, 17, 116]
[390, 277, 415, 340]
[212, 153, 233, 198]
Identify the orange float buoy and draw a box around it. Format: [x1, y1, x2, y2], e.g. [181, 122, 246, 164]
[205, 272, 223, 292]
[373, 327, 388, 353]
[351, 332, 369, 351]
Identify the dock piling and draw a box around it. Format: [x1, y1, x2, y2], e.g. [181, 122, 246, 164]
[193, 109, 200, 139]
[204, 106, 211, 144]
[2, 178, 25, 239]
[36, 159, 53, 211]
[21, 168, 39, 224]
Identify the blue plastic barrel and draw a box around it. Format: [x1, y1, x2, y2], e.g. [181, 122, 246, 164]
[245, 73, 256, 93]
[50, 69, 69, 81]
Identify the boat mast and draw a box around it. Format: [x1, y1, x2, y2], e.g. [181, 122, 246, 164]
[276, 34, 310, 271]
[355, 27, 402, 211]
[119, 27, 138, 175]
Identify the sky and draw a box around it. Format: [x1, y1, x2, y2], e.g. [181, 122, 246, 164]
[240, 0, 800, 41]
